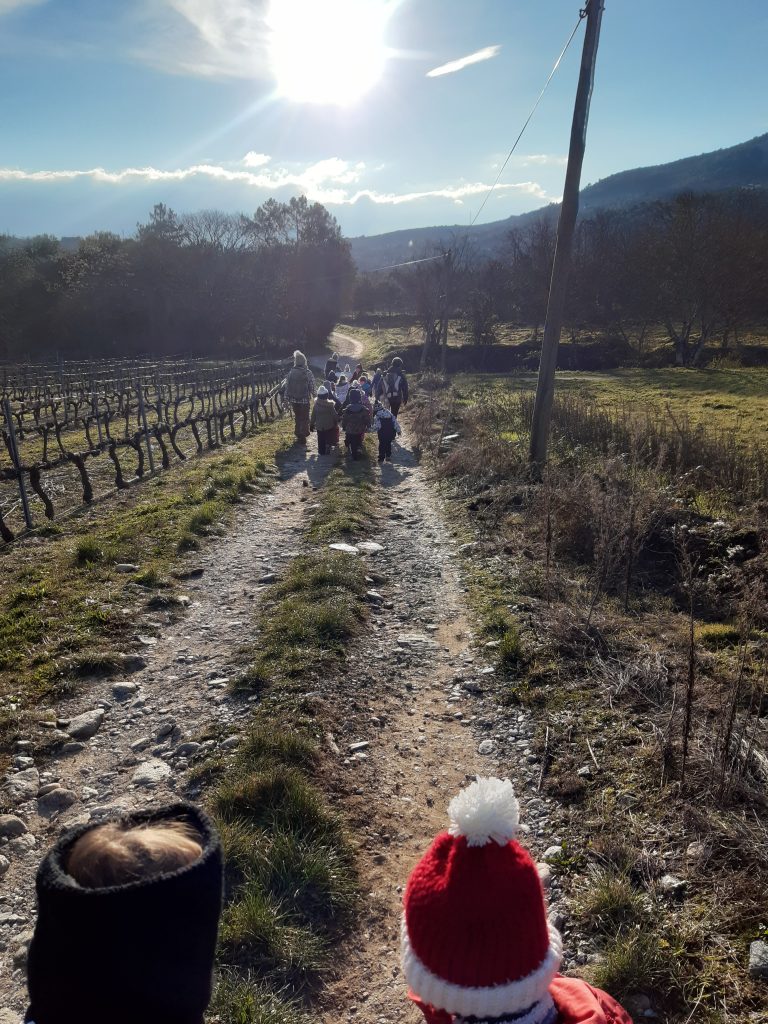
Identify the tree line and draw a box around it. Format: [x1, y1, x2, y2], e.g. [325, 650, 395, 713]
[0, 197, 354, 362]
[353, 189, 768, 366]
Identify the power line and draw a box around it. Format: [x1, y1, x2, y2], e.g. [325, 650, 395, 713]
[361, 9, 588, 279]
[468, 10, 587, 229]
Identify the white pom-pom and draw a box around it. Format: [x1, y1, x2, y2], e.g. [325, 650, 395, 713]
[448, 776, 519, 847]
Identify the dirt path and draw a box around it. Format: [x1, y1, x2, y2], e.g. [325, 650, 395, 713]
[0, 446, 333, 1014]
[330, 330, 366, 362]
[1, 331, 555, 1022]
[317, 439, 485, 1024]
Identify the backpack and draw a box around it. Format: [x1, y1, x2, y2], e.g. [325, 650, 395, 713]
[343, 407, 369, 434]
[386, 370, 403, 398]
[286, 367, 310, 402]
[377, 415, 396, 441]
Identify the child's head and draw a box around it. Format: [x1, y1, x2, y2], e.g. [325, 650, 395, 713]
[27, 804, 223, 1024]
[401, 778, 561, 1024]
[66, 818, 203, 889]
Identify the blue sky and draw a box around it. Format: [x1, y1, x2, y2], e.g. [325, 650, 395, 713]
[1, 0, 767, 240]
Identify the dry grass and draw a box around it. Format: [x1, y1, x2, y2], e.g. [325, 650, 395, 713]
[419, 375, 768, 1022]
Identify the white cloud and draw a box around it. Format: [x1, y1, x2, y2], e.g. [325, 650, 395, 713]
[342, 180, 549, 206]
[0, 159, 552, 209]
[519, 154, 568, 166]
[242, 152, 271, 168]
[0, 158, 366, 196]
[132, 0, 271, 79]
[426, 45, 500, 78]
[0, 0, 47, 13]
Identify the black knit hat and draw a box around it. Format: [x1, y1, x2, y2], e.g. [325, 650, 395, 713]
[26, 803, 223, 1024]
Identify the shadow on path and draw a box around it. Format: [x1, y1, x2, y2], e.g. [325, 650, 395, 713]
[278, 443, 343, 488]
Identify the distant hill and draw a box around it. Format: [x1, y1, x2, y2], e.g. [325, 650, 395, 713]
[349, 133, 768, 271]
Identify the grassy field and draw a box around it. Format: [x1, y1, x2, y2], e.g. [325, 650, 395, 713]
[409, 375, 768, 1022]
[454, 367, 768, 446]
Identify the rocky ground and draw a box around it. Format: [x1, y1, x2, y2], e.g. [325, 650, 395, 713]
[0, 334, 585, 1022]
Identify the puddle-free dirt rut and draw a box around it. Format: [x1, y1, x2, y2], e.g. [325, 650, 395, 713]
[318, 439, 485, 1024]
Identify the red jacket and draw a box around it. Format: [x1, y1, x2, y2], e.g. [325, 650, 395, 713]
[410, 977, 633, 1024]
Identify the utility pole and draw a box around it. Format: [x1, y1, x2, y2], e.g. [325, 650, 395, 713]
[529, 0, 604, 475]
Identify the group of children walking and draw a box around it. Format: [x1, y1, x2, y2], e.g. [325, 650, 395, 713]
[21, 779, 632, 1024]
[281, 349, 408, 463]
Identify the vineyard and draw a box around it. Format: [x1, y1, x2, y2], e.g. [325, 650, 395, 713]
[0, 356, 289, 542]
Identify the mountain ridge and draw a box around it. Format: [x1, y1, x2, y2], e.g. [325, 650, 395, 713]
[350, 132, 768, 271]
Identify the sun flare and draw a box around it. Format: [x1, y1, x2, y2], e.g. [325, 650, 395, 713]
[268, 0, 391, 106]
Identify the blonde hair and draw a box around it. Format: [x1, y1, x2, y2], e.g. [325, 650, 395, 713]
[66, 819, 203, 889]
[293, 350, 307, 367]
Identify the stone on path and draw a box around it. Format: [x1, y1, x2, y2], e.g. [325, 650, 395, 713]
[0, 854, 9, 877]
[112, 682, 138, 700]
[543, 845, 564, 862]
[349, 741, 370, 753]
[66, 709, 104, 740]
[115, 563, 139, 573]
[257, 573, 278, 584]
[749, 940, 768, 979]
[536, 863, 552, 890]
[357, 541, 384, 555]
[478, 739, 494, 755]
[329, 543, 358, 554]
[37, 787, 78, 817]
[59, 742, 86, 757]
[0, 814, 28, 838]
[3, 768, 40, 803]
[176, 742, 202, 758]
[131, 759, 172, 787]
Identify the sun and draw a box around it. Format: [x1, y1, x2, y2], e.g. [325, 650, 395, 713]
[268, 0, 392, 106]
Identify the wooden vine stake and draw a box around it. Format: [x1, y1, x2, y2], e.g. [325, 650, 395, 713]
[2, 396, 33, 529]
[137, 383, 156, 474]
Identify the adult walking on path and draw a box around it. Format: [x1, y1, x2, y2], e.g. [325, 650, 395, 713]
[284, 350, 316, 444]
[324, 351, 339, 380]
[382, 356, 409, 416]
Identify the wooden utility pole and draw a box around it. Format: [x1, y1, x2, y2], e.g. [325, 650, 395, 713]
[529, 0, 604, 474]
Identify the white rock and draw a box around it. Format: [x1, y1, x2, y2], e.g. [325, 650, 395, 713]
[219, 736, 240, 750]
[131, 759, 172, 787]
[478, 739, 494, 755]
[349, 741, 369, 753]
[3, 768, 40, 803]
[749, 940, 768, 979]
[543, 845, 564, 862]
[115, 563, 139, 573]
[328, 543, 358, 554]
[536, 862, 552, 890]
[659, 874, 687, 896]
[0, 854, 9, 877]
[357, 542, 384, 554]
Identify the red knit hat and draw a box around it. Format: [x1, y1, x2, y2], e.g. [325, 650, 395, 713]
[402, 777, 562, 1023]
